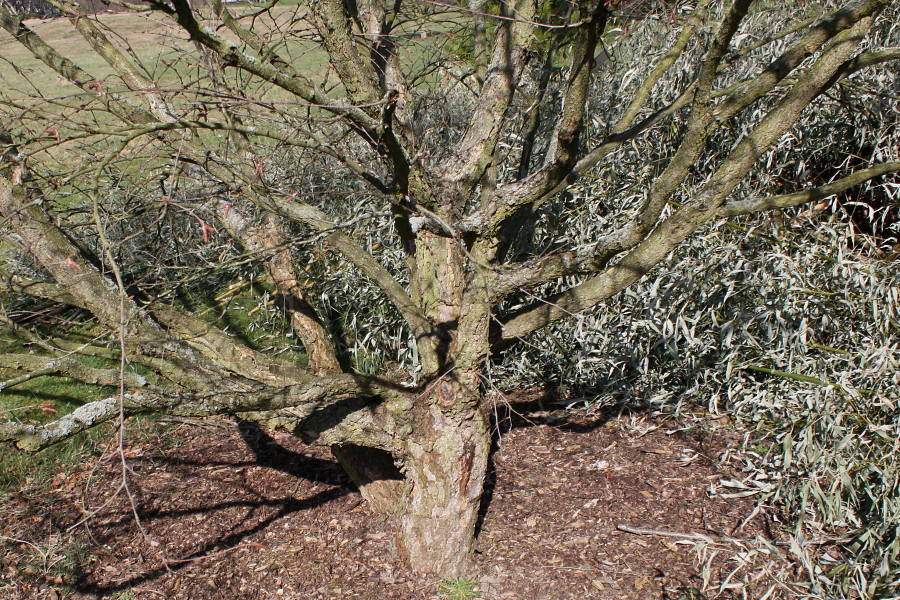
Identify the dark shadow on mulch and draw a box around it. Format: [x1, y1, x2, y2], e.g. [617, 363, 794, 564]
[143, 417, 349, 483]
[68, 419, 355, 597]
[74, 486, 346, 596]
[476, 390, 652, 536]
[236, 418, 348, 485]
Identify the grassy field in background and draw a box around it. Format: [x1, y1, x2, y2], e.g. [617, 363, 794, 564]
[0, 7, 331, 104]
[0, 4, 464, 102]
[0, 13, 187, 99]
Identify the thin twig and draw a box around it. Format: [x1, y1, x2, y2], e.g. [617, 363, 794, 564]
[617, 523, 757, 544]
[617, 524, 851, 547]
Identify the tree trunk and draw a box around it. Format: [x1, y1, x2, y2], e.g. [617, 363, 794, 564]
[396, 395, 491, 576]
[327, 390, 491, 576]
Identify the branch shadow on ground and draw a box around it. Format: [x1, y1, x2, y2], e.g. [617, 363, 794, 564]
[71, 418, 352, 596]
[235, 418, 349, 484]
[475, 391, 652, 538]
[74, 487, 346, 596]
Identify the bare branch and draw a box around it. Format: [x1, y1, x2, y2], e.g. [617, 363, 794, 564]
[492, 162, 900, 297]
[0, 175, 253, 391]
[710, 0, 892, 122]
[42, 0, 175, 122]
[0, 5, 157, 125]
[441, 0, 534, 191]
[0, 267, 85, 308]
[0, 353, 148, 391]
[721, 161, 900, 218]
[0, 16, 432, 371]
[162, 0, 384, 136]
[529, 1, 609, 180]
[0, 373, 406, 451]
[214, 204, 341, 373]
[207, 0, 295, 73]
[497, 200, 704, 341]
[148, 304, 312, 385]
[307, 0, 380, 105]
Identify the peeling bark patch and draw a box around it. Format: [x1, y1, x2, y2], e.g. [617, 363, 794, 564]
[459, 440, 475, 497]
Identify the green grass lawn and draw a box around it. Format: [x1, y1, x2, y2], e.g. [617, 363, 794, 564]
[0, 7, 337, 198]
[1, 13, 183, 99]
[0, 3, 472, 103]
[0, 335, 120, 492]
[0, 8, 331, 100]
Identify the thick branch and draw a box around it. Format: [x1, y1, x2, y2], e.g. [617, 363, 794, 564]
[207, 0, 294, 73]
[0, 5, 157, 125]
[516, 8, 571, 180]
[0, 374, 405, 452]
[0, 267, 85, 308]
[526, 1, 608, 187]
[2, 1, 442, 374]
[299, 0, 424, 206]
[307, 0, 380, 105]
[698, 13, 879, 207]
[43, 0, 175, 123]
[442, 0, 534, 192]
[0, 353, 148, 391]
[0, 176, 237, 390]
[603, 0, 754, 247]
[721, 162, 900, 218]
[214, 204, 341, 373]
[251, 194, 441, 371]
[149, 304, 313, 385]
[498, 200, 711, 341]
[0, 179, 145, 336]
[476, 0, 890, 235]
[597, 1, 894, 236]
[709, 0, 891, 122]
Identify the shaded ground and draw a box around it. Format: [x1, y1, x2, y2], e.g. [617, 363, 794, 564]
[1, 395, 795, 599]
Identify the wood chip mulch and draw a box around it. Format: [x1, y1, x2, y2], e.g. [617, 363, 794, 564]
[1, 396, 795, 600]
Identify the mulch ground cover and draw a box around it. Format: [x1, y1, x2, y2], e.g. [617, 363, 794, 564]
[1, 394, 794, 599]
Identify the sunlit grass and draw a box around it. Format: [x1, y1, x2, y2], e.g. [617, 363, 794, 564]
[0, 8, 328, 99]
[0, 343, 114, 491]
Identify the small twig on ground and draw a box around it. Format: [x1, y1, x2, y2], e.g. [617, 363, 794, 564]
[616, 524, 852, 547]
[617, 524, 782, 546]
[166, 542, 249, 565]
[0, 534, 46, 555]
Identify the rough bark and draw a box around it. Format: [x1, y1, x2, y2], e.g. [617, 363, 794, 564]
[397, 394, 491, 575]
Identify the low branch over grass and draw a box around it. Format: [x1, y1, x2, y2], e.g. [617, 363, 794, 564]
[0, 353, 148, 391]
[0, 373, 408, 452]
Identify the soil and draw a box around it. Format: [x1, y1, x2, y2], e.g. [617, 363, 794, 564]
[1, 394, 794, 600]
